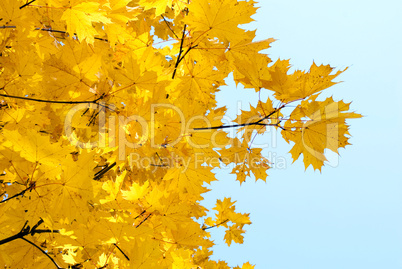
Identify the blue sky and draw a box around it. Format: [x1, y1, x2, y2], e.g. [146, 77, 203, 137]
[202, 0, 402, 268]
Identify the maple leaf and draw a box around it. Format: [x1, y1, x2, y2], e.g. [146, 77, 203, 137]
[49, 150, 102, 222]
[234, 262, 256, 269]
[282, 96, 362, 170]
[61, 1, 111, 44]
[224, 225, 245, 246]
[121, 180, 149, 201]
[1, 129, 67, 167]
[185, 0, 257, 44]
[265, 60, 347, 103]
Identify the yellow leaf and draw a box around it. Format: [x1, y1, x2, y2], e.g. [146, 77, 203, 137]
[121, 180, 149, 201]
[224, 225, 245, 246]
[61, 1, 111, 44]
[2, 129, 68, 167]
[282, 96, 362, 170]
[184, 0, 257, 43]
[62, 249, 78, 265]
[97, 252, 108, 267]
[139, 0, 173, 16]
[265, 60, 347, 103]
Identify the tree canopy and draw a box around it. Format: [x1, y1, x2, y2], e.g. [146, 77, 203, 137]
[0, 0, 361, 268]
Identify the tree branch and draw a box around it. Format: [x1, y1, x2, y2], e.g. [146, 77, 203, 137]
[0, 26, 108, 42]
[176, 44, 197, 66]
[93, 162, 117, 181]
[203, 219, 229, 230]
[0, 219, 59, 245]
[193, 106, 284, 131]
[0, 188, 28, 204]
[20, 0, 36, 9]
[37, 28, 109, 42]
[135, 213, 152, 228]
[172, 24, 187, 79]
[0, 92, 104, 105]
[113, 243, 130, 261]
[134, 210, 146, 220]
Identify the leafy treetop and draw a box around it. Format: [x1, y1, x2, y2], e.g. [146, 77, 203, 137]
[0, 0, 361, 268]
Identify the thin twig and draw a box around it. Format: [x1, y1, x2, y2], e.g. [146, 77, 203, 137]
[20, 0, 36, 9]
[161, 15, 179, 39]
[20, 237, 61, 269]
[193, 106, 284, 131]
[203, 219, 229, 230]
[175, 44, 197, 67]
[134, 210, 146, 220]
[0, 92, 104, 105]
[37, 28, 109, 42]
[135, 213, 152, 228]
[0, 26, 108, 42]
[113, 243, 130, 261]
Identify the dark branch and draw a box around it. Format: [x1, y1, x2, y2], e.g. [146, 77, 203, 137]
[135, 213, 152, 228]
[172, 24, 187, 79]
[37, 28, 109, 42]
[0, 188, 28, 204]
[113, 243, 130, 261]
[0, 219, 59, 245]
[93, 162, 117, 181]
[134, 210, 146, 220]
[33, 229, 60, 234]
[20, 0, 36, 9]
[0, 230, 25, 245]
[193, 106, 284, 131]
[30, 219, 44, 235]
[175, 44, 197, 67]
[193, 121, 277, 131]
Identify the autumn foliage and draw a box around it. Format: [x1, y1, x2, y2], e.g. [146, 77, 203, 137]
[0, 0, 361, 268]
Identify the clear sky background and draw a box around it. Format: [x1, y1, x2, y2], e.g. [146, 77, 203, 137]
[201, 0, 402, 268]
